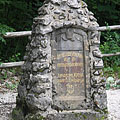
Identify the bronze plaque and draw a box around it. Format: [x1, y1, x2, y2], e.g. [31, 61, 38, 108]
[52, 28, 87, 110]
[53, 51, 85, 109]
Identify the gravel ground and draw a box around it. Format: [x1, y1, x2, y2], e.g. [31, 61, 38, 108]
[107, 89, 120, 120]
[0, 92, 17, 120]
[0, 89, 120, 120]
[0, 69, 20, 120]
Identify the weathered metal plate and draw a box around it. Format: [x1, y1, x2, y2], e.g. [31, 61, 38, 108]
[53, 51, 85, 110]
[52, 28, 88, 110]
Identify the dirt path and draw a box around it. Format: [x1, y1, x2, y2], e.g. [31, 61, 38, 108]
[107, 89, 120, 120]
[0, 92, 17, 120]
[0, 88, 120, 120]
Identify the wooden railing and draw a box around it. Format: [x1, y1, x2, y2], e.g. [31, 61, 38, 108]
[0, 61, 24, 68]
[0, 25, 120, 68]
[97, 25, 120, 31]
[2, 25, 120, 38]
[3, 31, 31, 38]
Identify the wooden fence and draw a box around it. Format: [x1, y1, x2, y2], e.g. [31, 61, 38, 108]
[0, 25, 120, 68]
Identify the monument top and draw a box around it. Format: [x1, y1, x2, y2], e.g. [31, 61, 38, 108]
[32, 0, 99, 35]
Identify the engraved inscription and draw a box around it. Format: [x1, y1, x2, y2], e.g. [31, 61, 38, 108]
[54, 51, 85, 102]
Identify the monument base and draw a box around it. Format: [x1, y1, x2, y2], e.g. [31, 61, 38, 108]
[22, 110, 107, 120]
[46, 110, 107, 120]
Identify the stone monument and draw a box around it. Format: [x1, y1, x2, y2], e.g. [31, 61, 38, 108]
[12, 0, 107, 120]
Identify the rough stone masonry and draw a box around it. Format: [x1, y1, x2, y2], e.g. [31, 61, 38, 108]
[12, 0, 107, 120]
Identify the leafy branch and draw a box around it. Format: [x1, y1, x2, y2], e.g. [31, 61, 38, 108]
[0, 23, 15, 44]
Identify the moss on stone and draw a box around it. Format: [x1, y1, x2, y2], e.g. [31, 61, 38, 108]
[74, 113, 80, 118]
[74, 112, 88, 119]
[82, 114, 87, 119]
[25, 114, 45, 120]
[95, 115, 107, 120]
[12, 108, 24, 120]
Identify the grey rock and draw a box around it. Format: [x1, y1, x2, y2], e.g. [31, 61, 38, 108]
[31, 74, 51, 83]
[34, 15, 52, 26]
[81, 1, 87, 8]
[89, 11, 94, 15]
[94, 91, 107, 110]
[54, 9, 61, 14]
[18, 85, 27, 98]
[116, 80, 120, 85]
[67, 0, 81, 8]
[52, 21, 64, 29]
[90, 15, 97, 21]
[92, 39, 100, 45]
[38, 7, 49, 15]
[32, 62, 49, 72]
[26, 94, 52, 111]
[30, 83, 51, 95]
[82, 17, 89, 23]
[40, 25, 53, 35]
[94, 70, 100, 76]
[77, 9, 84, 14]
[51, 0, 61, 5]
[93, 49, 102, 58]
[94, 60, 104, 69]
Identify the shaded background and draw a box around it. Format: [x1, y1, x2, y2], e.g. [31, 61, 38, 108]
[0, 0, 120, 71]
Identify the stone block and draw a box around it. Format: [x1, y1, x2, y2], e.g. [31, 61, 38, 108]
[46, 110, 106, 120]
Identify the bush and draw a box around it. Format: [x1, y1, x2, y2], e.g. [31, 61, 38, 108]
[100, 31, 120, 67]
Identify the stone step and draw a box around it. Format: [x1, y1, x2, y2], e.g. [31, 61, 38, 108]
[46, 110, 105, 120]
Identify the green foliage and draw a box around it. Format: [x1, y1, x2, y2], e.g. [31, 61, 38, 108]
[84, 0, 120, 26]
[0, 23, 15, 44]
[100, 30, 120, 80]
[5, 81, 18, 90]
[0, 68, 21, 90]
[0, 0, 43, 63]
[103, 67, 114, 77]
[106, 75, 120, 90]
[100, 31, 120, 67]
[8, 53, 21, 62]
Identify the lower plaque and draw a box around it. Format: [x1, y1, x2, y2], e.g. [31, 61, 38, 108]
[53, 51, 85, 110]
